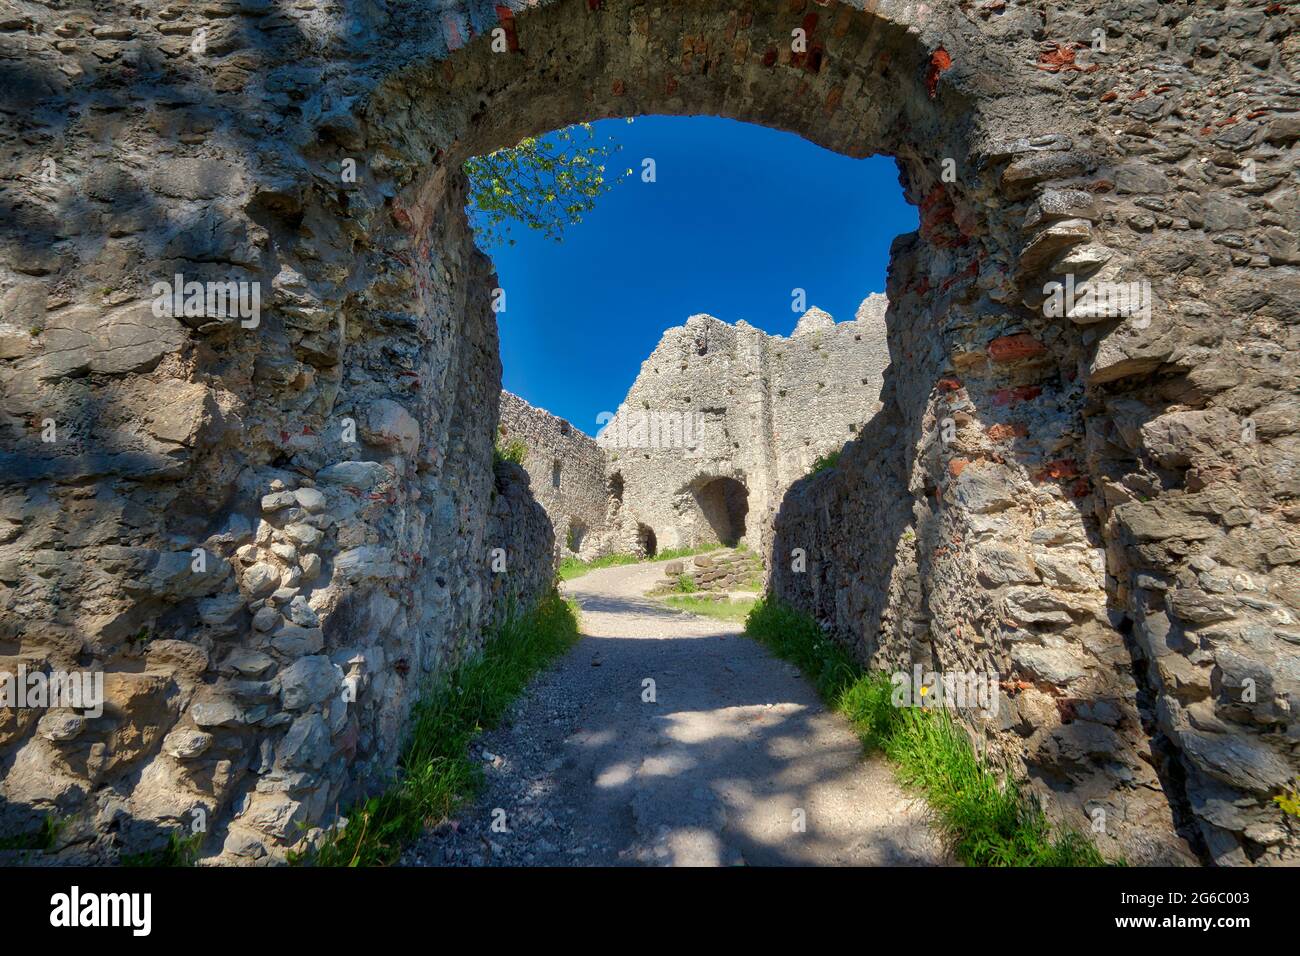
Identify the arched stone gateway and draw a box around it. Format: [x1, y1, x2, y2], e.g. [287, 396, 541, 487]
[693, 476, 750, 549]
[0, 2, 1294, 865]
[635, 524, 657, 560]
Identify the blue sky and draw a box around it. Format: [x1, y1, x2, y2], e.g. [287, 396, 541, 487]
[475, 115, 917, 435]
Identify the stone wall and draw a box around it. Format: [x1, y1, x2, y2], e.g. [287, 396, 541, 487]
[655, 549, 765, 595]
[487, 460, 557, 620]
[772, 228, 1212, 865]
[0, 0, 560, 860]
[0, 0, 1293, 866]
[771, 293, 891, 486]
[498, 295, 890, 566]
[497, 390, 608, 561]
[600, 298, 890, 553]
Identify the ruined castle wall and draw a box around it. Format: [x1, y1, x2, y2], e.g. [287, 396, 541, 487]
[497, 390, 607, 561]
[0, 0, 1292, 867]
[601, 300, 890, 555]
[0, 5, 558, 861]
[601, 316, 771, 554]
[487, 461, 556, 619]
[770, 293, 891, 486]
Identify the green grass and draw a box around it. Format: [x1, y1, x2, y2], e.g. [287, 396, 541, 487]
[743, 597, 1115, 867]
[557, 552, 641, 581]
[120, 831, 203, 867]
[303, 592, 580, 866]
[0, 810, 198, 867]
[0, 814, 62, 853]
[654, 543, 721, 562]
[557, 543, 725, 582]
[663, 594, 756, 621]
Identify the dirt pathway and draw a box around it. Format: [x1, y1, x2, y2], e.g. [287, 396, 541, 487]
[405, 561, 946, 866]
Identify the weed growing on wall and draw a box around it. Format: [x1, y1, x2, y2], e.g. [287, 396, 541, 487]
[807, 449, 842, 476]
[493, 438, 528, 466]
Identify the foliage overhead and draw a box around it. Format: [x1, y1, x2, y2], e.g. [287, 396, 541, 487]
[465, 122, 629, 248]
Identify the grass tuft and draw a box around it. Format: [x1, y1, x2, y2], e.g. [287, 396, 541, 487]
[120, 831, 203, 867]
[662, 595, 756, 621]
[557, 552, 641, 580]
[493, 438, 527, 466]
[303, 592, 580, 866]
[808, 449, 841, 475]
[1274, 778, 1300, 819]
[0, 814, 63, 853]
[744, 597, 1115, 867]
[654, 543, 721, 562]
[557, 543, 725, 581]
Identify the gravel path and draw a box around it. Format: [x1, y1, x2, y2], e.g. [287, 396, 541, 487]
[404, 561, 946, 866]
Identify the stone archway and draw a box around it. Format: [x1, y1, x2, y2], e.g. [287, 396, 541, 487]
[693, 477, 749, 549]
[1, 1, 1294, 866]
[635, 524, 658, 560]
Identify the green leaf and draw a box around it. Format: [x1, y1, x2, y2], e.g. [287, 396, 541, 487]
[464, 124, 630, 248]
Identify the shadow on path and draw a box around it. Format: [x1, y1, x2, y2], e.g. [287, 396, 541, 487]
[405, 562, 947, 867]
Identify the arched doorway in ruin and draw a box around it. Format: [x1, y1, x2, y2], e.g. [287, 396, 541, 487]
[691, 477, 748, 548]
[635, 524, 658, 560]
[8, 0, 1286, 867]
[566, 516, 588, 554]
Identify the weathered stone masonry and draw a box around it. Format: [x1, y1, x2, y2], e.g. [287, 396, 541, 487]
[498, 389, 608, 560]
[497, 297, 889, 565]
[600, 296, 890, 554]
[0, 0, 1295, 865]
[763, 2, 1298, 866]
